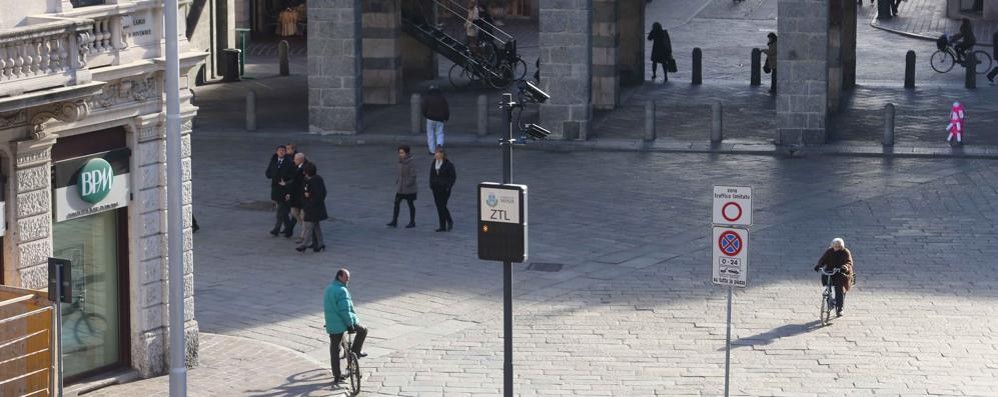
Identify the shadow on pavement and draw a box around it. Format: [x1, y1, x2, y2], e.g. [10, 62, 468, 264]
[247, 368, 348, 397]
[725, 320, 824, 350]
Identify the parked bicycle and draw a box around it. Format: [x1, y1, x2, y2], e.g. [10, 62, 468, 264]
[931, 35, 993, 74]
[61, 275, 109, 346]
[338, 331, 362, 395]
[817, 267, 841, 326]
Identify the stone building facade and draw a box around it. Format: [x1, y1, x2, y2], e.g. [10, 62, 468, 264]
[0, 0, 204, 385]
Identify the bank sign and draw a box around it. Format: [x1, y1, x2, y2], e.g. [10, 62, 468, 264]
[53, 149, 131, 222]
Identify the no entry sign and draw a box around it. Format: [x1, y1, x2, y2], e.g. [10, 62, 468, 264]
[712, 226, 748, 288]
[712, 186, 752, 226]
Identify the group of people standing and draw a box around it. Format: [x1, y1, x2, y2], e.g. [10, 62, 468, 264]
[265, 143, 328, 253]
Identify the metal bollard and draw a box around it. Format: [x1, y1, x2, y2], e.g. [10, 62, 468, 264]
[411, 93, 422, 135]
[279, 40, 290, 76]
[750, 48, 761, 86]
[692, 48, 703, 85]
[644, 100, 656, 141]
[965, 52, 977, 89]
[904, 50, 915, 88]
[245, 91, 256, 131]
[477, 94, 488, 136]
[883, 103, 895, 146]
[711, 101, 723, 143]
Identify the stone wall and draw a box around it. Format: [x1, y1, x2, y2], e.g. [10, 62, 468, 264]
[538, 0, 592, 140]
[776, 0, 828, 145]
[362, 0, 403, 105]
[591, 0, 619, 110]
[309, 0, 363, 134]
[617, 0, 645, 86]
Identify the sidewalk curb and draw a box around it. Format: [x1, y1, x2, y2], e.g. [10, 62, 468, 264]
[194, 130, 998, 160]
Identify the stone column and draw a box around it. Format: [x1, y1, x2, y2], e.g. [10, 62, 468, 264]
[4, 138, 56, 289]
[776, 0, 828, 145]
[539, 0, 592, 140]
[617, 0, 645, 86]
[309, 0, 363, 134]
[591, 0, 619, 110]
[362, 0, 403, 105]
[827, 0, 843, 115]
[842, 0, 856, 89]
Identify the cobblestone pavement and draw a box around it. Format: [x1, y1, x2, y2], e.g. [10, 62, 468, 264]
[87, 333, 348, 397]
[871, 0, 998, 47]
[187, 133, 998, 396]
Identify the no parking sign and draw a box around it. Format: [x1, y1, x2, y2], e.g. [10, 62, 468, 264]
[712, 226, 748, 288]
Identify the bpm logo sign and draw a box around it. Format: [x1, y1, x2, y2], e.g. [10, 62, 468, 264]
[77, 158, 114, 204]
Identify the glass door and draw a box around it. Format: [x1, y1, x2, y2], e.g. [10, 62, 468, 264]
[53, 210, 122, 379]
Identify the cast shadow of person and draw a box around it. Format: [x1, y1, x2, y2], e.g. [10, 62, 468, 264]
[247, 368, 351, 397]
[719, 320, 824, 351]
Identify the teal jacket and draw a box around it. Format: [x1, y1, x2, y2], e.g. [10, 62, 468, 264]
[323, 280, 358, 334]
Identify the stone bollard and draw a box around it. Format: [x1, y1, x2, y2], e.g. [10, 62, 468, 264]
[477, 94, 488, 136]
[279, 40, 290, 76]
[904, 50, 915, 89]
[692, 48, 703, 85]
[411, 93, 422, 135]
[711, 101, 723, 143]
[246, 91, 256, 131]
[644, 100, 656, 141]
[750, 48, 761, 86]
[965, 52, 977, 89]
[883, 103, 895, 146]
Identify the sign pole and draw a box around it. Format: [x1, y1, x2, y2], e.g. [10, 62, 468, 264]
[501, 93, 514, 397]
[723, 286, 732, 397]
[55, 263, 64, 397]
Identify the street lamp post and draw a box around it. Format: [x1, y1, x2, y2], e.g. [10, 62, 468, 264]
[164, 0, 187, 396]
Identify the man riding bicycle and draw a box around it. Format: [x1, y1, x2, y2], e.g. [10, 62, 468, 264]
[950, 18, 976, 63]
[324, 268, 368, 384]
[813, 238, 853, 317]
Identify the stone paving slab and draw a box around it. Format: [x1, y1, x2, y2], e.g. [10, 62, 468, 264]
[86, 333, 348, 397]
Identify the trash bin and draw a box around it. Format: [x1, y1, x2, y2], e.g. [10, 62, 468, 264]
[222, 48, 241, 82]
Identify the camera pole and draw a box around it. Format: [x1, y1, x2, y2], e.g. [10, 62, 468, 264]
[500, 92, 514, 397]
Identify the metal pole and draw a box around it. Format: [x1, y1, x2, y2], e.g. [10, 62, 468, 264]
[501, 92, 514, 397]
[165, 0, 188, 395]
[724, 286, 732, 397]
[55, 265, 63, 397]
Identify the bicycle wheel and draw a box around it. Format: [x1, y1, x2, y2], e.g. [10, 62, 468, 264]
[930, 50, 955, 73]
[448, 63, 473, 89]
[512, 58, 528, 81]
[972, 50, 993, 74]
[819, 291, 831, 326]
[75, 313, 109, 346]
[486, 63, 515, 90]
[347, 351, 361, 395]
[478, 41, 498, 66]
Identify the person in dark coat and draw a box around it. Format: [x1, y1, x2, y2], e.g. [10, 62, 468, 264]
[265, 145, 294, 236]
[813, 238, 853, 317]
[951, 18, 976, 62]
[288, 152, 309, 241]
[647, 22, 672, 82]
[762, 32, 778, 94]
[297, 162, 327, 253]
[429, 148, 456, 232]
[421, 85, 450, 155]
[387, 145, 418, 228]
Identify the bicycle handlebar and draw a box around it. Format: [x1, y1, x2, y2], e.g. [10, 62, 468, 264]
[817, 267, 841, 276]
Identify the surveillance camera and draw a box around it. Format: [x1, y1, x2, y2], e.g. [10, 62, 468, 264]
[523, 123, 551, 140]
[518, 80, 550, 104]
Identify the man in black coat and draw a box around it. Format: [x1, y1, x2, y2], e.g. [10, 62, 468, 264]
[265, 145, 294, 236]
[429, 148, 456, 232]
[287, 152, 309, 240]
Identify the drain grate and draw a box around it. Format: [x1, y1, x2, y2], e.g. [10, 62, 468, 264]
[236, 200, 275, 211]
[527, 262, 563, 272]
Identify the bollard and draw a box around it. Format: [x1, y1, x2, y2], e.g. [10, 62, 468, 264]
[965, 51, 977, 89]
[411, 93, 422, 135]
[692, 48, 703, 85]
[750, 48, 761, 86]
[883, 103, 895, 146]
[222, 48, 241, 82]
[279, 40, 290, 76]
[644, 101, 656, 141]
[711, 101, 723, 143]
[477, 94, 488, 136]
[904, 50, 915, 88]
[245, 91, 256, 131]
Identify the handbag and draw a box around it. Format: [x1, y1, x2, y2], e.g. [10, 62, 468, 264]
[666, 57, 678, 73]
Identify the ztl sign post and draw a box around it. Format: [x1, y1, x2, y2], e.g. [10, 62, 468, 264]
[711, 185, 752, 397]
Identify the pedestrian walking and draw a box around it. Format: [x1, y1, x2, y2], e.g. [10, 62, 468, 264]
[297, 162, 327, 252]
[890, 0, 904, 16]
[762, 32, 777, 93]
[647, 22, 673, 82]
[946, 100, 965, 145]
[387, 145, 418, 229]
[429, 148, 456, 232]
[324, 268, 368, 385]
[288, 152, 308, 240]
[421, 85, 450, 155]
[266, 145, 294, 236]
[812, 238, 853, 317]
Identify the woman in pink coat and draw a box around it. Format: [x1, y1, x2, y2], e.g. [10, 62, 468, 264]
[946, 101, 965, 145]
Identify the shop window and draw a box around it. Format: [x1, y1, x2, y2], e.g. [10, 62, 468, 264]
[71, 0, 105, 7]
